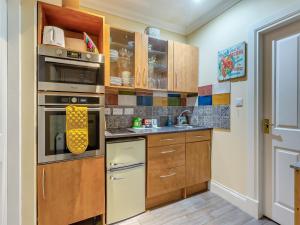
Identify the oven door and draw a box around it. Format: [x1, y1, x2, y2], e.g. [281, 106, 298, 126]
[38, 106, 105, 164]
[38, 56, 104, 93]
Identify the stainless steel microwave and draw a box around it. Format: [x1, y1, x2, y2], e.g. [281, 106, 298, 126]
[37, 92, 105, 164]
[38, 45, 105, 94]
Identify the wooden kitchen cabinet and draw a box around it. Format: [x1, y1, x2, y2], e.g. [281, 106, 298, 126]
[135, 32, 148, 89]
[186, 141, 211, 187]
[295, 169, 300, 225]
[173, 42, 199, 93]
[37, 157, 105, 225]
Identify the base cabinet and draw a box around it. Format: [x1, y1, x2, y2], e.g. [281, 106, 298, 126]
[146, 130, 211, 209]
[186, 141, 211, 187]
[37, 157, 105, 225]
[295, 170, 300, 225]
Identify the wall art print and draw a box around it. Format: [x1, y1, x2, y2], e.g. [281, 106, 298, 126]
[218, 42, 246, 81]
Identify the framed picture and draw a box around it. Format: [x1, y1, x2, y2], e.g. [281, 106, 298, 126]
[218, 42, 246, 81]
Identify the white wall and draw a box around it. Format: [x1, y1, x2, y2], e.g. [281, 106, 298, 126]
[187, 0, 298, 198]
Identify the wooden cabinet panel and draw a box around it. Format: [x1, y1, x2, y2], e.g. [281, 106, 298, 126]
[148, 144, 185, 170]
[135, 33, 148, 89]
[173, 42, 187, 92]
[167, 41, 174, 91]
[147, 133, 185, 147]
[104, 24, 110, 87]
[186, 130, 211, 143]
[186, 45, 199, 93]
[37, 157, 105, 225]
[186, 141, 211, 187]
[147, 166, 185, 198]
[173, 42, 199, 93]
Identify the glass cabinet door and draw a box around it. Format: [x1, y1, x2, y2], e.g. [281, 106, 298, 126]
[148, 37, 168, 90]
[110, 28, 135, 88]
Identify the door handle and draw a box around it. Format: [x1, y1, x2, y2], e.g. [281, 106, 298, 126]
[160, 149, 176, 154]
[263, 119, 274, 134]
[159, 138, 174, 142]
[110, 176, 125, 181]
[110, 162, 126, 167]
[160, 172, 176, 178]
[142, 68, 147, 87]
[42, 168, 46, 200]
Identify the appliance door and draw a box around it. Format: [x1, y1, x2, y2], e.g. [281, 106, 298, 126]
[107, 165, 145, 224]
[38, 106, 105, 164]
[38, 56, 104, 93]
[106, 138, 146, 170]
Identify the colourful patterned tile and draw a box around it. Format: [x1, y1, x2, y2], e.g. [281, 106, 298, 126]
[198, 96, 212, 106]
[137, 96, 153, 106]
[105, 93, 118, 105]
[198, 85, 212, 96]
[168, 97, 181, 106]
[168, 93, 181, 97]
[118, 95, 137, 106]
[153, 97, 168, 106]
[119, 90, 136, 95]
[153, 91, 168, 98]
[212, 82, 231, 95]
[180, 98, 187, 106]
[187, 97, 198, 106]
[212, 93, 230, 105]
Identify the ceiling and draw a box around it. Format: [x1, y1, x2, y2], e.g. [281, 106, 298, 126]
[81, 0, 241, 35]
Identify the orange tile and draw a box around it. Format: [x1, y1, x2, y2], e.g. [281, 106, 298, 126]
[212, 93, 230, 105]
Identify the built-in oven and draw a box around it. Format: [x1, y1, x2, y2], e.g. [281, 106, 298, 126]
[38, 92, 105, 164]
[38, 45, 105, 93]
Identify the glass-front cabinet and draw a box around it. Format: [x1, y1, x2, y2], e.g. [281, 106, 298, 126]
[148, 37, 169, 90]
[109, 28, 135, 88]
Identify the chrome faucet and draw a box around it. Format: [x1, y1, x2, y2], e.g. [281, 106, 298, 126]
[177, 109, 192, 125]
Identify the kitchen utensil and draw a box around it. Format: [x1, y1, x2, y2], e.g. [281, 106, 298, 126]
[43, 26, 65, 48]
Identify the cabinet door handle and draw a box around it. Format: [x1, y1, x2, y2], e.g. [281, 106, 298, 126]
[160, 138, 174, 142]
[142, 68, 146, 87]
[160, 149, 176, 154]
[42, 168, 46, 200]
[194, 135, 204, 138]
[110, 176, 125, 181]
[136, 67, 140, 86]
[174, 72, 177, 89]
[208, 142, 211, 152]
[160, 172, 176, 178]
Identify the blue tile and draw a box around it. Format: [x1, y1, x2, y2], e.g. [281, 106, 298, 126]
[198, 96, 212, 106]
[137, 96, 153, 106]
[168, 93, 181, 98]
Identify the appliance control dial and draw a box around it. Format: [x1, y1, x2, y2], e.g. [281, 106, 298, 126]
[86, 53, 92, 60]
[71, 97, 78, 103]
[56, 49, 63, 56]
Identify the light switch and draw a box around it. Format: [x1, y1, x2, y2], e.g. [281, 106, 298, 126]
[235, 98, 243, 107]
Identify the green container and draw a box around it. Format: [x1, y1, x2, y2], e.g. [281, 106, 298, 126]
[132, 117, 142, 128]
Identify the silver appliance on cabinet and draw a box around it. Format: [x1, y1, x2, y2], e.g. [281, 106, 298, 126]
[38, 45, 105, 93]
[106, 138, 146, 224]
[38, 92, 105, 164]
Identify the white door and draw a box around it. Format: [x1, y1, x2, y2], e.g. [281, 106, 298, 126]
[263, 20, 300, 225]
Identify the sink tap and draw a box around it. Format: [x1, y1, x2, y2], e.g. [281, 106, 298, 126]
[177, 109, 192, 125]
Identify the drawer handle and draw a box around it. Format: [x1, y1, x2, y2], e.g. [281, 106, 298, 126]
[110, 162, 126, 166]
[160, 149, 176, 154]
[110, 176, 125, 181]
[194, 135, 204, 138]
[160, 172, 176, 178]
[42, 168, 46, 200]
[160, 138, 174, 142]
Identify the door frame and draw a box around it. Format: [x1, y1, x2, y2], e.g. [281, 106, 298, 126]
[0, 0, 7, 224]
[248, 1, 300, 218]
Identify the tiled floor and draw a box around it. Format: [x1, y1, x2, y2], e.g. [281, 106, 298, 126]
[116, 192, 277, 225]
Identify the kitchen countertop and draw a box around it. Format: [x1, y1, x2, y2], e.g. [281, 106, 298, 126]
[105, 126, 213, 139]
[290, 162, 300, 170]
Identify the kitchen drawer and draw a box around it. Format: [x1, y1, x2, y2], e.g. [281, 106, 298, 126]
[147, 133, 185, 147]
[186, 130, 211, 143]
[148, 144, 185, 170]
[147, 166, 185, 198]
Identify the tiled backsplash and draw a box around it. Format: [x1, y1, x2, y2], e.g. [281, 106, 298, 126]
[105, 105, 230, 129]
[105, 81, 231, 129]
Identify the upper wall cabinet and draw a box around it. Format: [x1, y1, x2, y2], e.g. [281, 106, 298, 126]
[173, 42, 199, 93]
[104, 27, 199, 93]
[105, 27, 136, 88]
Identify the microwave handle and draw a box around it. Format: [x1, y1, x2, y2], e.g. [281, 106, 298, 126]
[45, 57, 100, 68]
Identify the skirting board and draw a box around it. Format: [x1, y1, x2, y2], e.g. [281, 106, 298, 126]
[210, 181, 260, 219]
